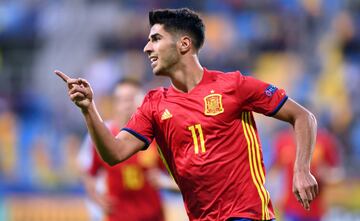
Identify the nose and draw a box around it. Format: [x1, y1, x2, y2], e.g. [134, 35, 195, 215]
[143, 41, 152, 55]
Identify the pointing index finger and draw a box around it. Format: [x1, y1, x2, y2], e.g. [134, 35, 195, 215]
[54, 70, 70, 82]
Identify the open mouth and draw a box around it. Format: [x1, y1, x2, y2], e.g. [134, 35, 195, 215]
[149, 56, 158, 67]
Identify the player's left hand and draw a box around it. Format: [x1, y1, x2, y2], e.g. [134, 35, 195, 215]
[292, 170, 319, 210]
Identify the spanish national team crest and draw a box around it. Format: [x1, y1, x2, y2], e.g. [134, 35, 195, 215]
[204, 91, 224, 116]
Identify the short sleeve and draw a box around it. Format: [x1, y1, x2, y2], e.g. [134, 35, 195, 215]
[122, 93, 154, 149]
[236, 73, 288, 116]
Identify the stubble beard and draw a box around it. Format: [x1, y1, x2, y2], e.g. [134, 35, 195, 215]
[153, 43, 179, 77]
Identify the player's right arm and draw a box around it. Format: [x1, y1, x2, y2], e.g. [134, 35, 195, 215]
[237, 73, 318, 210]
[55, 70, 144, 165]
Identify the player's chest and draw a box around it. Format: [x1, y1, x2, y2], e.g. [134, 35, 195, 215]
[154, 88, 240, 131]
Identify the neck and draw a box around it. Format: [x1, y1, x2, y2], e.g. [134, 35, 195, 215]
[169, 55, 203, 93]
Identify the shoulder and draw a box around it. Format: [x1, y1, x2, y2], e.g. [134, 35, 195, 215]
[206, 68, 243, 82]
[205, 69, 245, 91]
[210, 69, 267, 90]
[143, 87, 168, 101]
[139, 87, 168, 112]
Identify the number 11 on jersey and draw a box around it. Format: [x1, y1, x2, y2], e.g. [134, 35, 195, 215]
[188, 124, 206, 154]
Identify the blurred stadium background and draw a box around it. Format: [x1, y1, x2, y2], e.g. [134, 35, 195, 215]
[0, 0, 360, 220]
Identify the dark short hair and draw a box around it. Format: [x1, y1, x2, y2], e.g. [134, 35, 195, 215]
[149, 8, 205, 51]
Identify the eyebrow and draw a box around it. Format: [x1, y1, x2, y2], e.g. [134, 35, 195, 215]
[148, 33, 162, 42]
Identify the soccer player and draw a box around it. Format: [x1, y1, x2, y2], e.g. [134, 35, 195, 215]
[270, 128, 343, 221]
[78, 79, 164, 221]
[55, 8, 318, 221]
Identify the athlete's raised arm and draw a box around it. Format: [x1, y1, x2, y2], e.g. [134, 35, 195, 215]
[273, 98, 318, 211]
[54, 70, 144, 165]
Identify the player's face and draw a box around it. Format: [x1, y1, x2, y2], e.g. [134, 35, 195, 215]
[113, 84, 142, 119]
[143, 24, 180, 76]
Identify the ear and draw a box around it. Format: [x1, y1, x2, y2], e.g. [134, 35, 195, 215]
[178, 36, 192, 54]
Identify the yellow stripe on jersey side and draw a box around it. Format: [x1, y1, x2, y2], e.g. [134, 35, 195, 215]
[245, 112, 271, 219]
[247, 111, 271, 216]
[241, 112, 266, 220]
[244, 112, 269, 219]
[242, 112, 270, 220]
[156, 144, 175, 180]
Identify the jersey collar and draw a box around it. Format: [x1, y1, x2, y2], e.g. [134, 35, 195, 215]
[168, 67, 209, 95]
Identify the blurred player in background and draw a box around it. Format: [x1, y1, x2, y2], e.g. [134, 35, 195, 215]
[78, 134, 105, 221]
[78, 79, 165, 221]
[56, 8, 318, 221]
[270, 128, 344, 221]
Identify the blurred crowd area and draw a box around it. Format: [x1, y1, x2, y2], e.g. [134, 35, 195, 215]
[0, 0, 360, 220]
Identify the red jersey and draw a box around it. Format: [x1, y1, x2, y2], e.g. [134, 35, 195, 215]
[272, 129, 340, 219]
[124, 68, 287, 221]
[88, 122, 164, 221]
